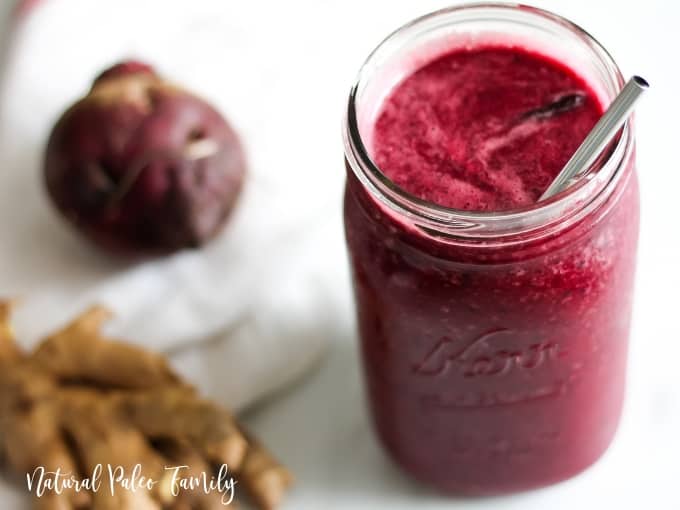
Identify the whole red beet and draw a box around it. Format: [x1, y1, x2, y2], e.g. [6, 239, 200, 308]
[45, 61, 246, 255]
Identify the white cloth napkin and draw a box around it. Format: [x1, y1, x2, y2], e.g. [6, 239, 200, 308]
[0, 0, 348, 411]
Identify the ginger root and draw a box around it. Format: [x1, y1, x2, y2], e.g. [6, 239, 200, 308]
[0, 302, 293, 510]
[238, 431, 294, 510]
[115, 387, 248, 470]
[33, 306, 179, 389]
[154, 438, 237, 510]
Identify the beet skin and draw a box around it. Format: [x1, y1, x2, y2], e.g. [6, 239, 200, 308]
[44, 60, 246, 255]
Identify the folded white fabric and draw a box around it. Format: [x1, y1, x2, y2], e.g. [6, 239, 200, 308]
[0, 0, 349, 410]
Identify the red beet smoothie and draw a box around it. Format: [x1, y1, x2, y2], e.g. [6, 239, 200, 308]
[344, 45, 639, 494]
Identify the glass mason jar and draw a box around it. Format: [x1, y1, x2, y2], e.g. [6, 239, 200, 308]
[342, 4, 639, 495]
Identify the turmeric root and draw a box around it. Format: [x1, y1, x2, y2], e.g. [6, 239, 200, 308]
[0, 302, 294, 510]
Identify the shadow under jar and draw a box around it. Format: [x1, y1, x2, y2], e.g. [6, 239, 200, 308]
[342, 4, 639, 495]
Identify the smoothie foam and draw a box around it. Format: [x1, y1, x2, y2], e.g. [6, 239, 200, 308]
[371, 46, 603, 211]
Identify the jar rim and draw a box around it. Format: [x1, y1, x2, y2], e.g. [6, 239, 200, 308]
[342, 2, 632, 240]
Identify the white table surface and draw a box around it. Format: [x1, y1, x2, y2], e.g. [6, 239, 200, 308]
[1, 1, 679, 509]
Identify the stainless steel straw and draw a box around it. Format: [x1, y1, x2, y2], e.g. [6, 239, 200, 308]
[540, 75, 649, 200]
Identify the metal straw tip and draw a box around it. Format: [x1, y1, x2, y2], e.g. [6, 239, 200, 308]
[539, 75, 648, 201]
[633, 75, 650, 88]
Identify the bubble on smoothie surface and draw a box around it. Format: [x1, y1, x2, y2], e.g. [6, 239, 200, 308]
[371, 46, 603, 211]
